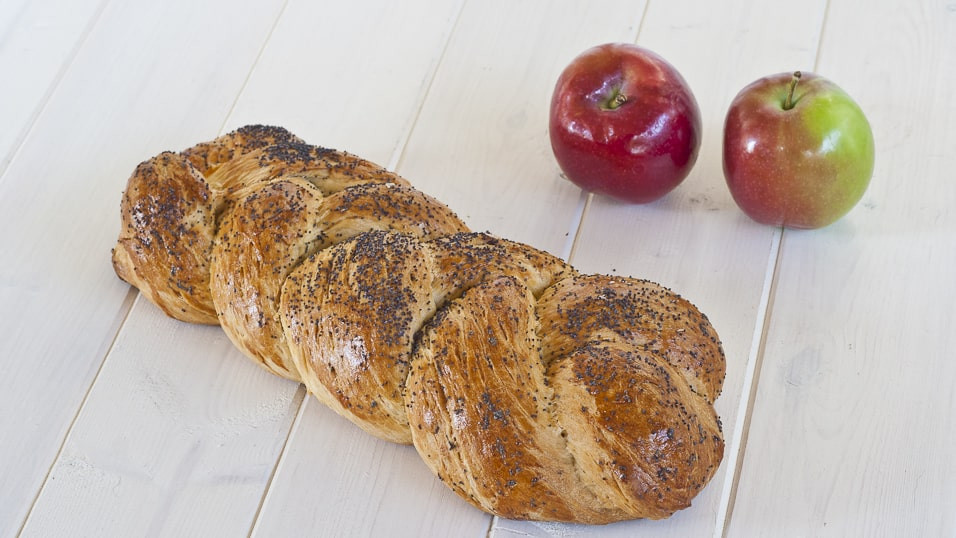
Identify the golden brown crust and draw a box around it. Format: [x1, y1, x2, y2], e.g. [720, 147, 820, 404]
[427, 232, 577, 301]
[182, 124, 303, 176]
[213, 181, 469, 383]
[406, 276, 587, 521]
[547, 339, 723, 521]
[536, 275, 726, 403]
[210, 178, 329, 379]
[112, 127, 727, 525]
[112, 152, 220, 324]
[280, 231, 572, 444]
[315, 183, 469, 245]
[207, 142, 411, 196]
[281, 232, 438, 442]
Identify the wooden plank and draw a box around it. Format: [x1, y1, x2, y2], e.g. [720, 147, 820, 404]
[0, 0, 103, 172]
[221, 0, 460, 169]
[493, 0, 828, 536]
[4, 0, 289, 534]
[20, 308, 302, 537]
[728, 0, 956, 535]
[253, 399, 491, 537]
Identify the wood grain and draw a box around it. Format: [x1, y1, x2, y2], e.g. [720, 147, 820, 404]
[729, 0, 956, 535]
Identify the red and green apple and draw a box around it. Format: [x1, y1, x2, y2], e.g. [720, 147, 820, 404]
[723, 71, 875, 229]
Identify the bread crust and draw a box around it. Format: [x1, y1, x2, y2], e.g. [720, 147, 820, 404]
[112, 126, 725, 524]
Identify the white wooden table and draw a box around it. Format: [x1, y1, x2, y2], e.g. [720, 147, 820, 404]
[2, 0, 953, 536]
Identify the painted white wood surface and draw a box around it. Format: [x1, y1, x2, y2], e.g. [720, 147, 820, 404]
[1, 0, 953, 536]
[252, 398, 491, 537]
[493, 0, 828, 536]
[1, 0, 289, 534]
[0, 0, 103, 172]
[729, 0, 956, 536]
[21, 307, 302, 537]
[220, 0, 464, 167]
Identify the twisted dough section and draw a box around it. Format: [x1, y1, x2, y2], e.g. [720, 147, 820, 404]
[280, 231, 576, 443]
[112, 126, 468, 378]
[210, 179, 468, 379]
[112, 125, 301, 324]
[112, 126, 725, 524]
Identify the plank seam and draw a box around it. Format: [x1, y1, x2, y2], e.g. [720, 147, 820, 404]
[812, 0, 833, 74]
[248, 385, 309, 537]
[389, 0, 468, 172]
[0, 0, 111, 188]
[484, 514, 497, 538]
[717, 2, 830, 533]
[15, 286, 139, 537]
[714, 227, 783, 537]
[217, 0, 292, 137]
[561, 191, 591, 263]
[632, 0, 652, 46]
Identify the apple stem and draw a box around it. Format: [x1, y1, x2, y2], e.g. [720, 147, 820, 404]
[607, 92, 627, 110]
[784, 71, 802, 110]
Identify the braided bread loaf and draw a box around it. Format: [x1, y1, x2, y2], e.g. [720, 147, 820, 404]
[112, 126, 725, 524]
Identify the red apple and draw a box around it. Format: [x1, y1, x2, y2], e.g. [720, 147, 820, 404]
[723, 71, 875, 229]
[549, 43, 701, 203]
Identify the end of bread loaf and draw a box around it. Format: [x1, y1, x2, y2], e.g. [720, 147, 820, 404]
[405, 274, 725, 524]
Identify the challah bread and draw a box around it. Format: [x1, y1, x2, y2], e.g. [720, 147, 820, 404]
[111, 126, 726, 524]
